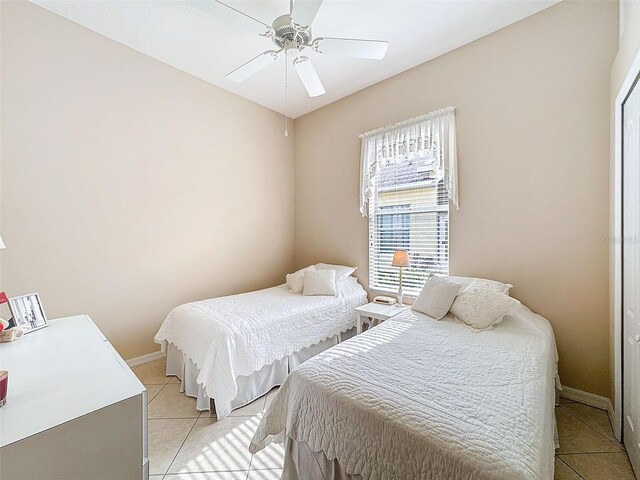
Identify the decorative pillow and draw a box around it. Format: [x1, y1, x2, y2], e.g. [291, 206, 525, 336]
[315, 263, 357, 282]
[286, 265, 315, 294]
[411, 276, 462, 320]
[445, 275, 513, 295]
[449, 280, 521, 331]
[303, 269, 337, 296]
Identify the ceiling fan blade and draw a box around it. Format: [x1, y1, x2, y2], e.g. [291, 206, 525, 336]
[187, 0, 273, 37]
[314, 37, 388, 60]
[291, 0, 323, 27]
[226, 51, 280, 82]
[294, 56, 325, 97]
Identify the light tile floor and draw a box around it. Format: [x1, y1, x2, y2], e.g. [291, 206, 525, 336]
[134, 359, 282, 480]
[135, 359, 636, 480]
[556, 397, 635, 479]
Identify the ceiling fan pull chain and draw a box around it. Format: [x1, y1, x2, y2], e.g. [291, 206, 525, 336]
[284, 57, 289, 137]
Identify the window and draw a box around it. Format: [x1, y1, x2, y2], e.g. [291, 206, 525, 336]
[359, 107, 457, 297]
[369, 156, 449, 296]
[377, 205, 410, 253]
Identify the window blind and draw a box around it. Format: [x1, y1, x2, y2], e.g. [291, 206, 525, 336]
[360, 107, 456, 296]
[368, 156, 449, 295]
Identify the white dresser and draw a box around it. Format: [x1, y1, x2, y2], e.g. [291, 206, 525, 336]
[0, 315, 148, 480]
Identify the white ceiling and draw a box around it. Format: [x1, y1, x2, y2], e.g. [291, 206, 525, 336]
[29, 0, 559, 118]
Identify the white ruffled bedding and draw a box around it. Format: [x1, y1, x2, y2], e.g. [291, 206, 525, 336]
[154, 277, 367, 419]
[251, 306, 558, 480]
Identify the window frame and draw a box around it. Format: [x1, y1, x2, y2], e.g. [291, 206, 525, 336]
[368, 166, 450, 298]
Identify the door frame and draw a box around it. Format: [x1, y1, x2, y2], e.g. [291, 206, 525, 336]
[614, 47, 640, 442]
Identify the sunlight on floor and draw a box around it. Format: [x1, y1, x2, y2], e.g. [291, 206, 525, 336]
[137, 358, 636, 480]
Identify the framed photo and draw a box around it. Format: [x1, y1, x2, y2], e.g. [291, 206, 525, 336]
[8, 293, 48, 333]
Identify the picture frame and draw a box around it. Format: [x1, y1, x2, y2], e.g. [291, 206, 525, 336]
[8, 293, 48, 333]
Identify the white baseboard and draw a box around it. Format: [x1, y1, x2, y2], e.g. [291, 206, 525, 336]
[559, 386, 618, 439]
[559, 386, 611, 410]
[126, 349, 165, 368]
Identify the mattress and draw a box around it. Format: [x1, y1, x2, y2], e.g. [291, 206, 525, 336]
[251, 307, 559, 480]
[154, 276, 367, 418]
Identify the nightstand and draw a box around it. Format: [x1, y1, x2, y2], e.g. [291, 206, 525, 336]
[355, 302, 409, 334]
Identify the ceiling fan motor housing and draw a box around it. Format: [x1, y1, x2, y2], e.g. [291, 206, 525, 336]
[272, 15, 311, 50]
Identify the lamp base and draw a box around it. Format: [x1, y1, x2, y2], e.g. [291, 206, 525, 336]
[396, 266, 404, 305]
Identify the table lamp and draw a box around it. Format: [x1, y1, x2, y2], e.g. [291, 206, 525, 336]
[391, 250, 410, 304]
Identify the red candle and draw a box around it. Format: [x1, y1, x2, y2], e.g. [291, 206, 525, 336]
[0, 371, 8, 407]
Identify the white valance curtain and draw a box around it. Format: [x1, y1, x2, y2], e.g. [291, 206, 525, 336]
[359, 106, 458, 216]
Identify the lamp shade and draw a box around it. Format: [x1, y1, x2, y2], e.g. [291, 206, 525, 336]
[0, 235, 5, 250]
[391, 250, 410, 267]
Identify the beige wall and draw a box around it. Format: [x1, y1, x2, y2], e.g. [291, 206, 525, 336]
[609, 1, 640, 404]
[0, 1, 295, 359]
[0, 0, 621, 398]
[294, 1, 617, 397]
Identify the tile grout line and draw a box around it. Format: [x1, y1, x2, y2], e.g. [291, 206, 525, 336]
[558, 404, 622, 449]
[137, 363, 196, 478]
[147, 381, 171, 404]
[246, 395, 270, 472]
[161, 413, 202, 477]
[147, 375, 198, 417]
[557, 451, 630, 456]
[149, 384, 279, 477]
[556, 454, 585, 479]
[165, 469, 281, 473]
[155, 468, 282, 478]
[251, 398, 270, 480]
[148, 417, 202, 420]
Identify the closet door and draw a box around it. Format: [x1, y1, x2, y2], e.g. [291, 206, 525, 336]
[623, 75, 640, 475]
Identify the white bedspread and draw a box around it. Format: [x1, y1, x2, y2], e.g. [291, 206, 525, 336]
[154, 277, 367, 419]
[251, 306, 558, 480]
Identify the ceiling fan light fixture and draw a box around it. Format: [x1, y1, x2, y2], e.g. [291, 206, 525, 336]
[284, 40, 299, 57]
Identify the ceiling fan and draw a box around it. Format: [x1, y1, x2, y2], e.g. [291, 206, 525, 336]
[187, 0, 389, 98]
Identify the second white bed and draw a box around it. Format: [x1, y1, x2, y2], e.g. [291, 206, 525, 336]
[154, 276, 367, 418]
[251, 307, 559, 480]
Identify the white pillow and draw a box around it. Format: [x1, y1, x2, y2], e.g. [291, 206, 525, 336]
[314, 263, 357, 282]
[286, 265, 315, 294]
[445, 275, 513, 295]
[303, 269, 337, 296]
[411, 276, 462, 320]
[449, 281, 521, 331]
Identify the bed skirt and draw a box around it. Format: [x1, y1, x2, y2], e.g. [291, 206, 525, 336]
[165, 328, 355, 414]
[283, 437, 363, 480]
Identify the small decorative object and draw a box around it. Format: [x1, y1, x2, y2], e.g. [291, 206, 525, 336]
[0, 325, 24, 343]
[0, 371, 8, 407]
[8, 293, 48, 333]
[0, 292, 10, 334]
[391, 250, 410, 305]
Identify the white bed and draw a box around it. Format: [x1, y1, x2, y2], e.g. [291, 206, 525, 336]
[154, 276, 367, 419]
[250, 306, 559, 480]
